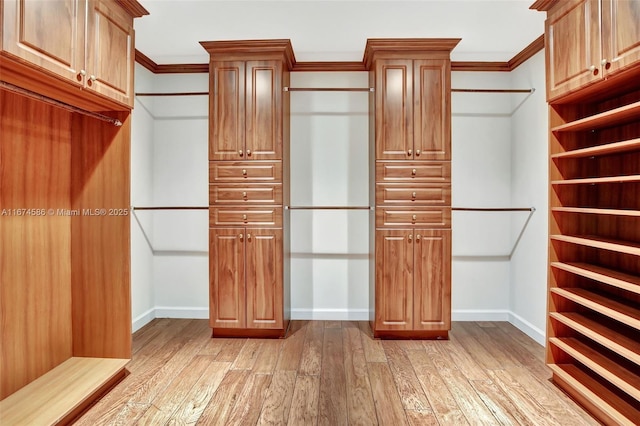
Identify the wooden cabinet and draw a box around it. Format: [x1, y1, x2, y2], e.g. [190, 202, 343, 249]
[372, 58, 451, 160]
[365, 39, 458, 339]
[375, 229, 451, 333]
[1, 0, 142, 108]
[210, 60, 284, 160]
[210, 228, 283, 330]
[202, 40, 293, 338]
[541, 0, 640, 101]
[533, 1, 640, 423]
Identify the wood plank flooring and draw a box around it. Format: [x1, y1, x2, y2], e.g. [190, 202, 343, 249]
[75, 320, 598, 425]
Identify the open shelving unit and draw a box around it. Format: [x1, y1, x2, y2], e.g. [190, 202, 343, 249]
[547, 78, 640, 423]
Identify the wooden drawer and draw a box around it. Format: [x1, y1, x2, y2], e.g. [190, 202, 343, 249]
[376, 184, 451, 205]
[376, 208, 451, 228]
[210, 207, 282, 227]
[209, 161, 282, 182]
[210, 184, 282, 205]
[376, 162, 450, 182]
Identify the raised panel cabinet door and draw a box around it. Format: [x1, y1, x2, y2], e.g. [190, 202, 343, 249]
[375, 59, 414, 160]
[602, 0, 640, 75]
[1, 0, 85, 84]
[374, 229, 413, 330]
[210, 228, 246, 329]
[245, 61, 283, 160]
[245, 229, 283, 329]
[85, 0, 135, 107]
[211, 61, 246, 160]
[546, 0, 601, 100]
[413, 229, 451, 331]
[413, 60, 450, 160]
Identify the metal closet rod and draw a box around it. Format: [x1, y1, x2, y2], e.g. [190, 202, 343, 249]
[1, 80, 123, 126]
[284, 87, 373, 92]
[133, 88, 534, 95]
[452, 88, 535, 93]
[286, 206, 371, 210]
[132, 206, 208, 210]
[135, 92, 208, 96]
[452, 207, 536, 212]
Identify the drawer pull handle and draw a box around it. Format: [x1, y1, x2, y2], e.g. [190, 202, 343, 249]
[239, 150, 244, 157]
[416, 234, 421, 242]
[242, 214, 248, 221]
[412, 214, 417, 221]
[412, 169, 417, 176]
[242, 191, 247, 198]
[415, 149, 421, 156]
[242, 169, 247, 176]
[412, 192, 417, 199]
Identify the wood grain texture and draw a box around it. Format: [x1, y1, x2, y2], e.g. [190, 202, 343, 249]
[74, 319, 600, 425]
[413, 59, 450, 160]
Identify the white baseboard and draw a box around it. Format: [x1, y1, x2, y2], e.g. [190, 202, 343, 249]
[508, 311, 546, 345]
[132, 308, 155, 332]
[291, 308, 370, 321]
[155, 306, 209, 319]
[452, 309, 510, 321]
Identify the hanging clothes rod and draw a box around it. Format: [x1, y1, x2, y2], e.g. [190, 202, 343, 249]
[132, 206, 208, 210]
[284, 87, 374, 92]
[452, 207, 536, 212]
[451, 88, 535, 93]
[135, 92, 208, 97]
[286, 206, 372, 210]
[0, 80, 122, 126]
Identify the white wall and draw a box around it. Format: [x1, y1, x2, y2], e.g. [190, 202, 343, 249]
[130, 55, 549, 340]
[509, 50, 548, 344]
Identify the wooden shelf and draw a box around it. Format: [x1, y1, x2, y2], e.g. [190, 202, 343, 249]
[549, 312, 640, 366]
[551, 287, 640, 330]
[551, 207, 640, 217]
[551, 262, 640, 295]
[550, 337, 640, 400]
[551, 175, 640, 185]
[551, 138, 640, 159]
[0, 357, 129, 426]
[549, 363, 640, 425]
[550, 234, 640, 256]
[551, 101, 640, 133]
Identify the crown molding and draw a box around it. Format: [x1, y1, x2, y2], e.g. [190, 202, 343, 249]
[136, 34, 543, 74]
[115, 0, 149, 17]
[530, 0, 557, 11]
[200, 39, 296, 70]
[363, 38, 462, 69]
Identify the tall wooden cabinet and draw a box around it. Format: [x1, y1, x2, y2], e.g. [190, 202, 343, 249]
[364, 39, 459, 339]
[0, 0, 147, 423]
[201, 40, 294, 338]
[532, 0, 640, 423]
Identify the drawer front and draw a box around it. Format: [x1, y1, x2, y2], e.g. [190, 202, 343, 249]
[209, 161, 282, 182]
[376, 184, 451, 205]
[210, 184, 283, 205]
[376, 162, 451, 182]
[376, 208, 451, 228]
[210, 207, 283, 227]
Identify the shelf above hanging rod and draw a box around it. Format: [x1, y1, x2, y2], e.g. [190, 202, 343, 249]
[284, 87, 374, 92]
[132, 206, 208, 210]
[451, 88, 535, 94]
[1, 81, 122, 126]
[452, 207, 536, 212]
[135, 92, 208, 97]
[286, 206, 372, 210]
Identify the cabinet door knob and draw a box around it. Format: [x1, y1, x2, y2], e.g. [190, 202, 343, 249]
[412, 191, 417, 199]
[242, 214, 247, 221]
[247, 233, 251, 241]
[242, 169, 247, 176]
[412, 214, 417, 221]
[415, 149, 421, 156]
[89, 75, 97, 81]
[589, 65, 598, 75]
[416, 234, 421, 242]
[411, 168, 417, 176]
[239, 150, 244, 157]
[77, 69, 86, 81]
[408, 234, 413, 242]
[407, 149, 412, 156]
[601, 58, 611, 70]
[246, 149, 252, 156]
[239, 233, 243, 239]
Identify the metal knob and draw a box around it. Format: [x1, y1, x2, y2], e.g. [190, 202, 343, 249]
[407, 149, 413, 156]
[79, 69, 87, 76]
[412, 214, 417, 221]
[242, 214, 247, 221]
[239, 233, 243, 239]
[247, 233, 251, 241]
[246, 149, 251, 156]
[239, 150, 244, 157]
[242, 169, 247, 176]
[408, 234, 413, 242]
[412, 192, 417, 199]
[416, 234, 421, 242]
[601, 58, 611, 70]
[242, 191, 247, 198]
[589, 65, 598, 75]
[77, 69, 86, 81]
[89, 75, 96, 81]
[411, 169, 417, 176]
[415, 149, 421, 156]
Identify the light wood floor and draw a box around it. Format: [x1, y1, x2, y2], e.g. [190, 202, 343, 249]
[76, 319, 598, 425]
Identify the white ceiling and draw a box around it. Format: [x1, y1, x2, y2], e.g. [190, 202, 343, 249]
[134, 0, 545, 64]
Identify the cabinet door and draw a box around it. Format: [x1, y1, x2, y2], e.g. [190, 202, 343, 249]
[1, 0, 85, 84]
[211, 61, 246, 161]
[245, 229, 283, 329]
[245, 61, 283, 160]
[602, 0, 640, 75]
[546, 0, 601, 100]
[374, 230, 413, 330]
[85, 0, 135, 107]
[413, 229, 451, 331]
[375, 60, 414, 160]
[413, 60, 450, 160]
[210, 228, 246, 329]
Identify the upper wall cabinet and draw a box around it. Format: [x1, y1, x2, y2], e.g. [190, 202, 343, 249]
[541, 0, 640, 101]
[208, 59, 285, 161]
[367, 51, 453, 160]
[1, 0, 147, 109]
